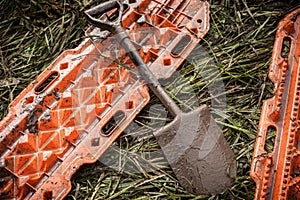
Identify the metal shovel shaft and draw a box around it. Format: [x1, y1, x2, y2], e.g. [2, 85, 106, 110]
[116, 33, 182, 117]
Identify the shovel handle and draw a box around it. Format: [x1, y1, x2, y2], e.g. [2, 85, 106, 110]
[85, 0, 181, 117]
[120, 37, 182, 117]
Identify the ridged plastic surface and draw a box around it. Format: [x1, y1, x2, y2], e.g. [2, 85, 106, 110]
[0, 0, 209, 199]
[250, 8, 300, 200]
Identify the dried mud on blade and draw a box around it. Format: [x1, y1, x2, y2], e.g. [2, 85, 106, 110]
[250, 8, 300, 200]
[154, 106, 236, 194]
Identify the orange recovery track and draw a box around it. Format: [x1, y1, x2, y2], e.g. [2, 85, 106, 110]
[0, 0, 209, 199]
[251, 8, 300, 200]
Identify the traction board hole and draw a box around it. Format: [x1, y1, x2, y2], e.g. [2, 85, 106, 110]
[102, 111, 125, 136]
[292, 168, 300, 178]
[264, 126, 276, 153]
[60, 62, 68, 70]
[129, 0, 136, 3]
[281, 37, 291, 59]
[171, 35, 191, 56]
[26, 96, 34, 104]
[123, 4, 129, 13]
[197, 18, 202, 24]
[43, 191, 53, 200]
[35, 71, 59, 93]
[163, 58, 172, 66]
[125, 101, 134, 110]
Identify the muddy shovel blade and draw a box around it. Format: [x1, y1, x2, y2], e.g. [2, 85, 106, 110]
[154, 105, 236, 195]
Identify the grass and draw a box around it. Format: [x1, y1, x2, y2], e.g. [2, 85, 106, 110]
[1, 0, 300, 199]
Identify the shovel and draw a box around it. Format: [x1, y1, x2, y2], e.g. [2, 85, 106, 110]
[85, 0, 236, 194]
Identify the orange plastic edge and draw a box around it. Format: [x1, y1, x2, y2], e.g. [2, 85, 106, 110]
[250, 8, 300, 200]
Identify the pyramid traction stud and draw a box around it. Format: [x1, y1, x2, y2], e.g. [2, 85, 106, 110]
[250, 8, 300, 200]
[0, 0, 209, 199]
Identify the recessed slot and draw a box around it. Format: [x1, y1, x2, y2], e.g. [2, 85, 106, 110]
[163, 58, 172, 66]
[102, 111, 125, 136]
[60, 62, 68, 70]
[125, 100, 134, 109]
[123, 4, 129, 13]
[197, 18, 202, 24]
[26, 96, 34, 104]
[129, 0, 136, 4]
[35, 71, 59, 93]
[171, 35, 191, 56]
[107, 8, 119, 21]
[43, 191, 53, 200]
[292, 168, 300, 178]
[281, 37, 291, 59]
[264, 126, 276, 153]
[91, 137, 100, 146]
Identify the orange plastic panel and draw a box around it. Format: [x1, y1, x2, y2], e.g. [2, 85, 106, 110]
[251, 8, 300, 200]
[0, 0, 209, 199]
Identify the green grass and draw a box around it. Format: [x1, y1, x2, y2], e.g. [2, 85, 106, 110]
[1, 0, 300, 199]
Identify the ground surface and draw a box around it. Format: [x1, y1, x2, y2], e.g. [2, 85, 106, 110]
[1, 0, 300, 199]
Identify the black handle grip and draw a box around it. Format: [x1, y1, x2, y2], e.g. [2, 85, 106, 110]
[84, 0, 123, 32]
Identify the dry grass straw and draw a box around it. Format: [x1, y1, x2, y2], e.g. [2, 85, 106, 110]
[1, 0, 300, 199]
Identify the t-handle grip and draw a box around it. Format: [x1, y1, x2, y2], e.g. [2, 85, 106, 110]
[84, 0, 124, 32]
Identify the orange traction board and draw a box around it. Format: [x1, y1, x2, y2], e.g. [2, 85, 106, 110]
[0, 0, 209, 199]
[251, 8, 300, 200]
